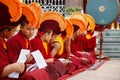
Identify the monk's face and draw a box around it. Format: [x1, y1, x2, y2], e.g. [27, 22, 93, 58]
[42, 31, 53, 43]
[3, 26, 17, 39]
[21, 24, 35, 39]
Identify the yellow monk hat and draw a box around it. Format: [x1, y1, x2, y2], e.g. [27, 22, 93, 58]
[0, 0, 22, 22]
[29, 2, 43, 29]
[21, 3, 37, 27]
[70, 12, 88, 27]
[40, 11, 66, 31]
[65, 19, 74, 38]
[69, 18, 86, 34]
[84, 14, 95, 32]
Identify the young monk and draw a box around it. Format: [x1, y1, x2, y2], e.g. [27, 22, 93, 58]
[50, 19, 85, 74]
[7, 2, 49, 80]
[0, 1, 36, 80]
[30, 12, 67, 80]
[50, 19, 73, 58]
[81, 14, 104, 63]
[68, 18, 94, 68]
[70, 14, 101, 67]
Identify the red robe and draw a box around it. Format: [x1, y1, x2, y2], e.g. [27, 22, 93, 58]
[7, 31, 50, 80]
[31, 35, 67, 80]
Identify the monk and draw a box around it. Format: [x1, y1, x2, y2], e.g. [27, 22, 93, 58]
[31, 20, 67, 80]
[0, 23, 25, 80]
[70, 23, 95, 68]
[0, 1, 38, 80]
[6, 2, 49, 80]
[50, 20, 84, 73]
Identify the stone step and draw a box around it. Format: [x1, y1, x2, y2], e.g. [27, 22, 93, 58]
[97, 43, 120, 50]
[104, 30, 120, 36]
[102, 52, 120, 58]
[97, 48, 120, 53]
[97, 37, 120, 43]
[96, 30, 120, 58]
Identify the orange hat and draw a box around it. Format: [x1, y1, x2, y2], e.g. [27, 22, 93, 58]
[84, 14, 95, 33]
[29, 2, 43, 29]
[69, 18, 86, 34]
[70, 12, 88, 27]
[21, 3, 37, 28]
[65, 19, 74, 38]
[0, 0, 22, 22]
[40, 11, 66, 32]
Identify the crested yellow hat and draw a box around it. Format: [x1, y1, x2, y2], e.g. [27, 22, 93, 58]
[84, 14, 95, 32]
[0, 0, 22, 22]
[65, 19, 73, 38]
[21, 3, 37, 27]
[29, 2, 43, 29]
[69, 18, 86, 34]
[70, 12, 88, 27]
[40, 11, 66, 31]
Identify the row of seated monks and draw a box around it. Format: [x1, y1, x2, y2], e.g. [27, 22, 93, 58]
[0, 0, 102, 80]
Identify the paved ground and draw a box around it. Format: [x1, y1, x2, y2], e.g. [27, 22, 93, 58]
[67, 58, 120, 80]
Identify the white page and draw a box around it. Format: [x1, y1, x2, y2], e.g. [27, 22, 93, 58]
[8, 49, 30, 78]
[17, 49, 30, 63]
[8, 72, 19, 78]
[31, 50, 47, 69]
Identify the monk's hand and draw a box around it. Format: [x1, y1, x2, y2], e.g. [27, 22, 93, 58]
[45, 58, 54, 63]
[77, 51, 90, 55]
[81, 58, 88, 61]
[12, 62, 25, 73]
[26, 54, 33, 63]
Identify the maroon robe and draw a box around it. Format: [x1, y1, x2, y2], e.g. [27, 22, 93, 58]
[49, 36, 83, 73]
[7, 31, 32, 63]
[7, 31, 50, 80]
[0, 38, 49, 80]
[71, 35, 94, 68]
[78, 35, 96, 65]
[0, 38, 10, 80]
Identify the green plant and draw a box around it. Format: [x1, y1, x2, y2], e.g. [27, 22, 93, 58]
[65, 6, 83, 15]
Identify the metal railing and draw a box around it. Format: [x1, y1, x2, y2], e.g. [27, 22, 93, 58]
[23, 0, 65, 16]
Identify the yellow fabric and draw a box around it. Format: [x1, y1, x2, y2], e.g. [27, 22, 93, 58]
[25, 39, 29, 49]
[86, 34, 92, 39]
[0, 38, 7, 50]
[42, 42, 48, 55]
[54, 36, 64, 55]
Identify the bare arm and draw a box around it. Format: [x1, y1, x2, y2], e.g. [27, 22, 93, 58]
[64, 37, 71, 55]
[1, 62, 25, 78]
[51, 42, 61, 57]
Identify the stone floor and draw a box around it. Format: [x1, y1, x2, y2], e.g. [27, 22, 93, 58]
[67, 58, 120, 80]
